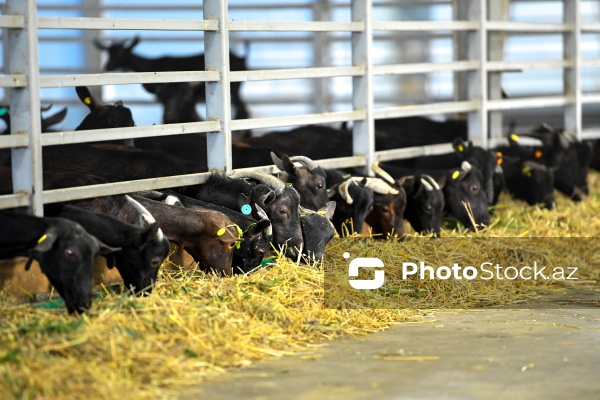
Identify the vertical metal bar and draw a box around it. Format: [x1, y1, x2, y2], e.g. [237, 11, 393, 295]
[487, 0, 509, 139]
[204, 0, 232, 173]
[466, 0, 488, 148]
[351, 0, 374, 175]
[454, 0, 469, 107]
[564, 0, 581, 139]
[83, 0, 102, 100]
[6, 0, 43, 215]
[312, 0, 329, 113]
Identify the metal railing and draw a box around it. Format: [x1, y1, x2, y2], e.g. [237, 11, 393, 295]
[0, 0, 598, 215]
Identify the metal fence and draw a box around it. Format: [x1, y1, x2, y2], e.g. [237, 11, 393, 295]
[1, 0, 599, 216]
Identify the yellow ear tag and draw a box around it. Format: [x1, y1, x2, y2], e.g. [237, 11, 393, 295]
[84, 97, 91, 105]
[510, 133, 520, 142]
[522, 166, 532, 177]
[452, 170, 460, 180]
[37, 234, 47, 244]
[216, 228, 226, 236]
[534, 150, 543, 159]
[457, 143, 464, 152]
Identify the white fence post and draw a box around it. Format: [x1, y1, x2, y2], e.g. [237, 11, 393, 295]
[564, 0, 581, 139]
[351, 0, 374, 175]
[467, 0, 488, 148]
[204, 0, 233, 173]
[6, 0, 43, 215]
[487, 0, 509, 139]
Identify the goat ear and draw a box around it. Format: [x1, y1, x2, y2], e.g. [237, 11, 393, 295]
[41, 107, 67, 131]
[33, 229, 59, 253]
[453, 137, 467, 154]
[104, 254, 117, 269]
[96, 238, 121, 256]
[141, 222, 161, 244]
[322, 201, 336, 220]
[237, 193, 252, 212]
[437, 175, 448, 189]
[76, 87, 99, 111]
[24, 257, 35, 271]
[270, 151, 284, 171]
[128, 36, 140, 50]
[250, 219, 271, 235]
[93, 38, 108, 50]
[251, 185, 276, 207]
[281, 155, 297, 176]
[142, 83, 160, 95]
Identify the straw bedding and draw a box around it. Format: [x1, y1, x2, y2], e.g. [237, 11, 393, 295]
[1, 173, 599, 399]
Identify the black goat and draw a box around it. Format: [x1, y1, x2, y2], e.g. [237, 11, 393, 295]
[93, 36, 249, 120]
[187, 171, 303, 260]
[138, 189, 272, 274]
[325, 169, 374, 236]
[299, 202, 336, 264]
[0, 211, 118, 314]
[376, 161, 489, 232]
[75, 86, 135, 132]
[44, 199, 170, 295]
[271, 152, 328, 211]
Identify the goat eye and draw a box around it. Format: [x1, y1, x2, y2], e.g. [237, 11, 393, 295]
[279, 207, 288, 215]
[111, 117, 118, 124]
[64, 248, 78, 261]
[470, 184, 480, 193]
[424, 204, 432, 212]
[316, 182, 324, 189]
[150, 257, 162, 268]
[381, 206, 390, 213]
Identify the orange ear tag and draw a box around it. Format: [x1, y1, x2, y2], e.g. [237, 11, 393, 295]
[534, 150, 543, 159]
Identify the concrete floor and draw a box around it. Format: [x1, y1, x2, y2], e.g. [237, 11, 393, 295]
[187, 291, 600, 400]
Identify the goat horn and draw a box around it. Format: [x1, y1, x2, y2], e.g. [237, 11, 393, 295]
[287, 155, 319, 171]
[254, 204, 272, 238]
[125, 195, 165, 242]
[230, 171, 286, 195]
[338, 180, 355, 204]
[356, 177, 399, 195]
[371, 157, 395, 185]
[298, 204, 316, 217]
[421, 175, 440, 191]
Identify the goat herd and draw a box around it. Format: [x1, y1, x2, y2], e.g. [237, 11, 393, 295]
[0, 37, 597, 315]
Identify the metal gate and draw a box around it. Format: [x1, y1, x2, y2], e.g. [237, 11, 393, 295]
[0, 0, 597, 215]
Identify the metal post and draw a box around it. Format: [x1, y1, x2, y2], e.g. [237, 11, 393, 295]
[312, 0, 330, 113]
[454, 0, 469, 106]
[487, 0, 509, 139]
[564, 0, 581, 139]
[466, 0, 488, 148]
[351, 0, 374, 175]
[84, 0, 102, 100]
[204, 0, 233, 172]
[6, 0, 43, 215]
